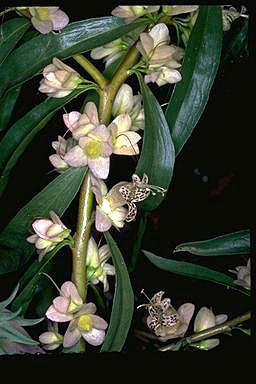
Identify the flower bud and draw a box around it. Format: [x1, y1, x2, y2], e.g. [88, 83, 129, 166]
[39, 58, 83, 98]
[112, 84, 134, 117]
[39, 330, 63, 351]
[194, 307, 228, 333]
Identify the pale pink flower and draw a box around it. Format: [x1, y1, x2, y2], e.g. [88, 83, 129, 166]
[49, 135, 77, 172]
[90, 175, 128, 232]
[64, 124, 113, 179]
[63, 102, 99, 140]
[29, 7, 69, 34]
[39, 57, 83, 98]
[26, 211, 71, 261]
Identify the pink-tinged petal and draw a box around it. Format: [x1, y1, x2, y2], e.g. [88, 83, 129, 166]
[63, 320, 81, 348]
[112, 113, 132, 134]
[96, 206, 112, 232]
[32, 219, 53, 238]
[74, 303, 97, 317]
[49, 154, 68, 170]
[61, 281, 83, 305]
[26, 234, 38, 244]
[84, 102, 99, 126]
[88, 124, 111, 142]
[140, 33, 154, 55]
[51, 9, 69, 30]
[53, 296, 70, 313]
[88, 157, 110, 179]
[178, 303, 195, 325]
[31, 18, 53, 34]
[64, 145, 88, 167]
[149, 23, 170, 47]
[63, 111, 81, 130]
[46, 304, 73, 322]
[91, 315, 108, 330]
[82, 328, 106, 346]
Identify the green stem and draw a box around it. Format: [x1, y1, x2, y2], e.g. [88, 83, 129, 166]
[158, 311, 251, 352]
[73, 54, 108, 89]
[98, 44, 141, 125]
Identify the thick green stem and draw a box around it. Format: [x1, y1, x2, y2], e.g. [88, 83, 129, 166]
[72, 172, 93, 302]
[98, 44, 141, 125]
[158, 311, 251, 352]
[73, 54, 108, 89]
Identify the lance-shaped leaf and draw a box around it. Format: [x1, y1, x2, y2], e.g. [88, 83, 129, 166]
[174, 229, 250, 256]
[0, 84, 22, 132]
[10, 240, 71, 315]
[165, 6, 222, 156]
[0, 17, 149, 99]
[143, 250, 250, 296]
[0, 87, 90, 197]
[101, 231, 134, 352]
[0, 322, 39, 346]
[0, 166, 87, 274]
[0, 18, 31, 66]
[135, 73, 175, 211]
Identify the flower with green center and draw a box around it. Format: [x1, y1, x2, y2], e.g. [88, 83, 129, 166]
[90, 174, 128, 232]
[26, 211, 71, 261]
[86, 237, 115, 292]
[28, 7, 69, 34]
[64, 124, 113, 179]
[63, 303, 108, 347]
[39, 57, 84, 98]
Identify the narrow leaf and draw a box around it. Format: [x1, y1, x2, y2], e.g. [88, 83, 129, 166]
[143, 250, 249, 296]
[0, 87, 89, 197]
[0, 284, 19, 311]
[165, 6, 222, 156]
[174, 229, 250, 256]
[10, 240, 71, 315]
[0, 322, 39, 345]
[0, 18, 31, 66]
[136, 72, 175, 211]
[0, 17, 149, 98]
[0, 166, 87, 274]
[101, 231, 134, 352]
[0, 84, 22, 132]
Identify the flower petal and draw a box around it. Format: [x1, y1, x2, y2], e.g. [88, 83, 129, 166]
[91, 315, 108, 330]
[82, 328, 106, 346]
[88, 157, 110, 179]
[178, 303, 195, 326]
[51, 9, 69, 30]
[96, 206, 112, 232]
[63, 320, 81, 347]
[46, 304, 73, 322]
[64, 145, 88, 167]
[32, 219, 53, 239]
[61, 281, 83, 305]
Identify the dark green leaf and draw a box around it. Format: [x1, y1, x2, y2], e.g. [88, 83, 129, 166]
[174, 229, 250, 256]
[223, 19, 248, 63]
[0, 17, 149, 98]
[0, 87, 89, 197]
[143, 250, 249, 296]
[0, 18, 31, 66]
[0, 84, 22, 132]
[10, 240, 70, 315]
[0, 166, 87, 274]
[165, 6, 222, 156]
[101, 231, 134, 352]
[135, 72, 175, 211]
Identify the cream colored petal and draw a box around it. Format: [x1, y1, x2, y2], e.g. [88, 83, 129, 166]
[149, 23, 170, 47]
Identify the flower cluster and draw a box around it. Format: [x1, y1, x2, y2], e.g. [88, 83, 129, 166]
[49, 88, 143, 178]
[26, 211, 71, 261]
[43, 281, 107, 348]
[136, 23, 184, 86]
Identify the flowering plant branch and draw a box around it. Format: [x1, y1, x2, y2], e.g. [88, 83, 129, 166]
[0, 5, 250, 354]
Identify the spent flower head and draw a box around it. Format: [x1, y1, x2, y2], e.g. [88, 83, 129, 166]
[28, 7, 69, 34]
[39, 57, 84, 98]
[26, 211, 71, 261]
